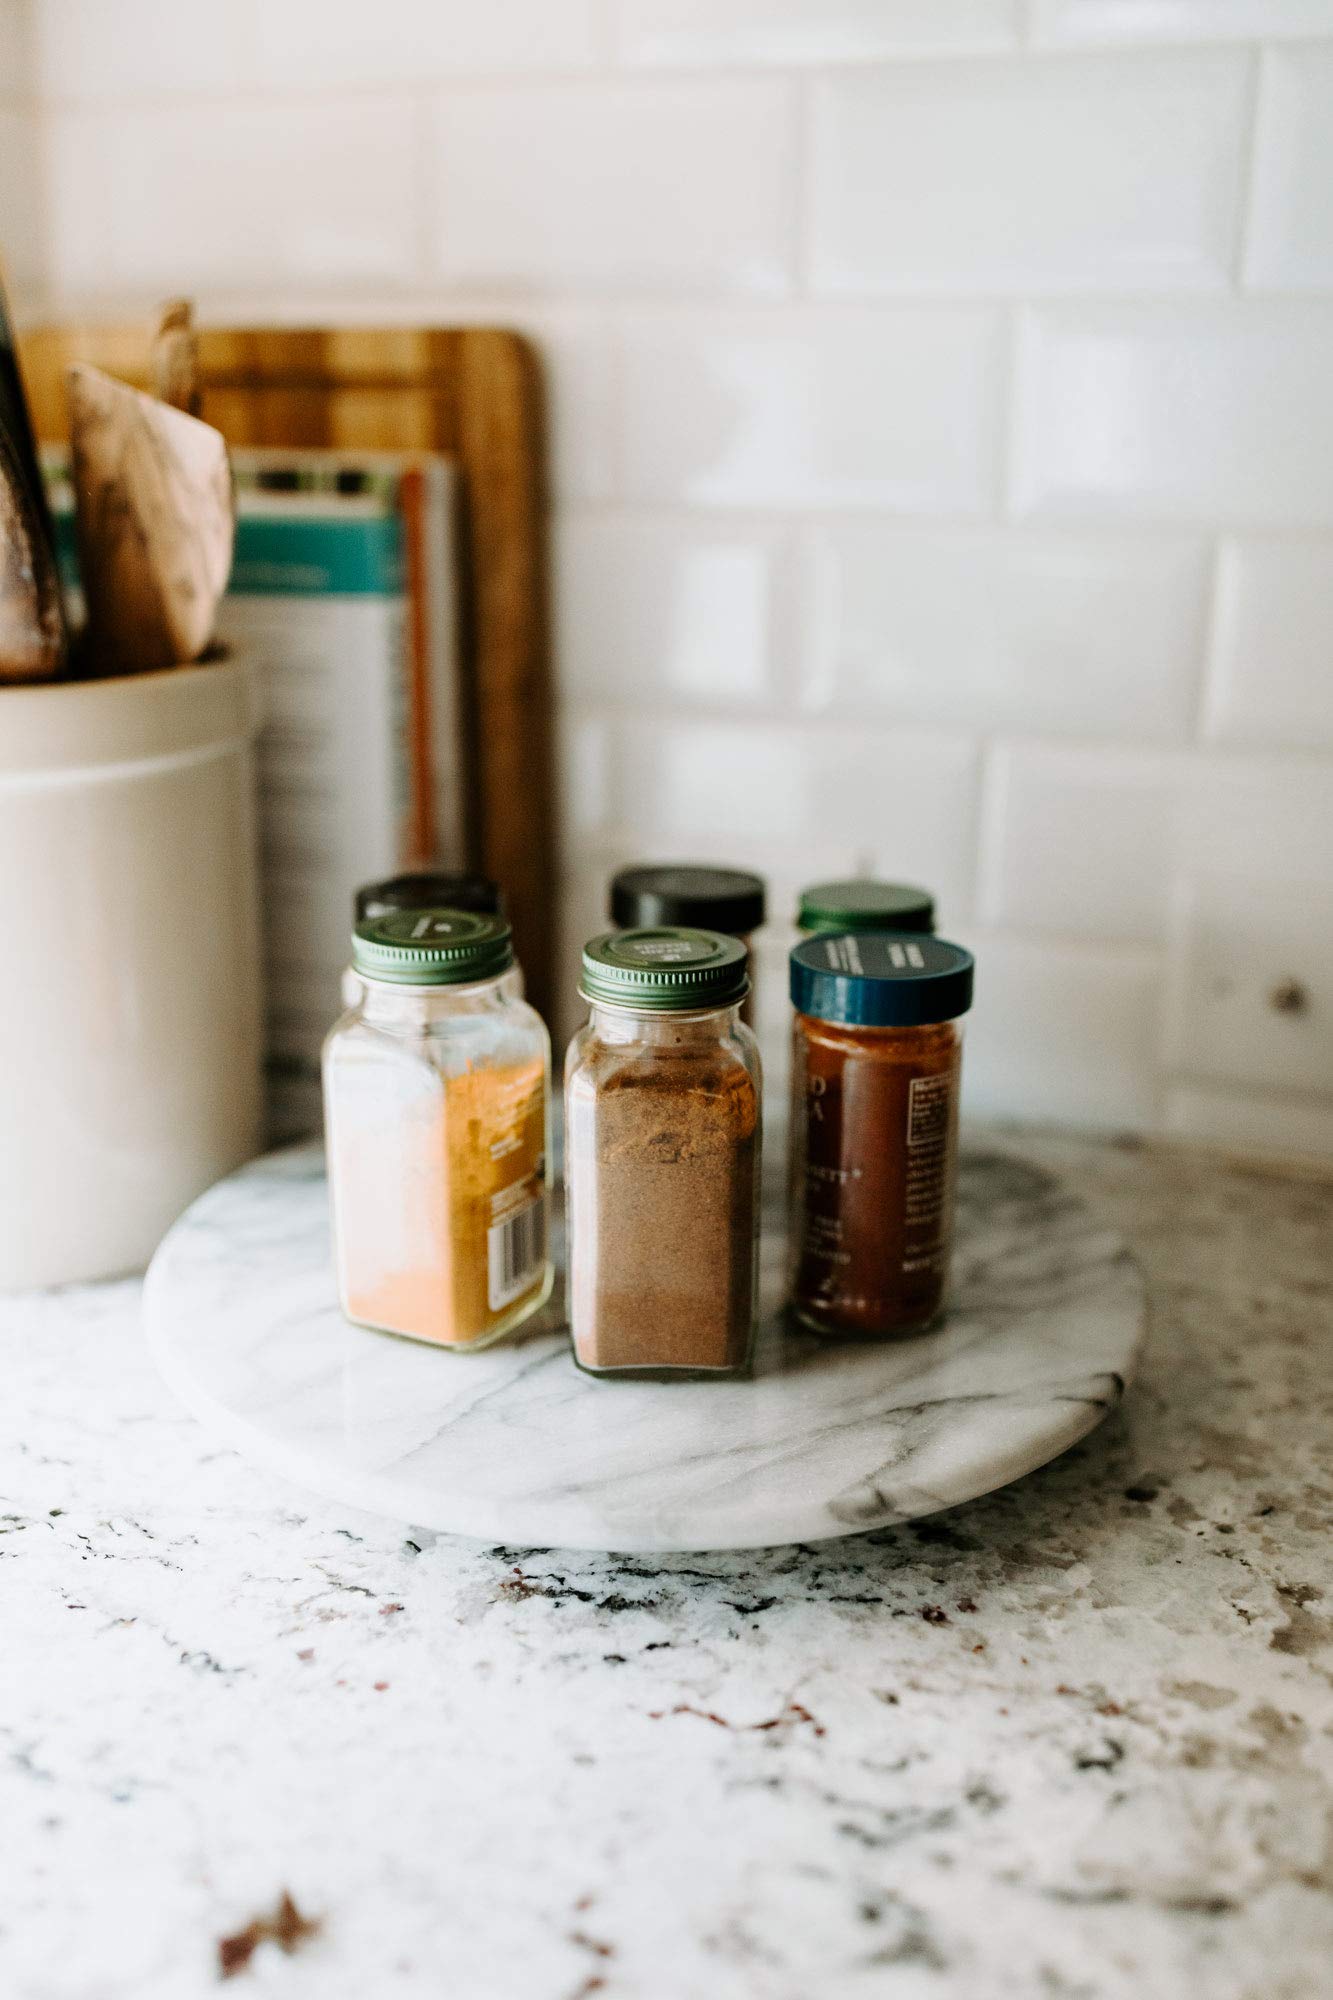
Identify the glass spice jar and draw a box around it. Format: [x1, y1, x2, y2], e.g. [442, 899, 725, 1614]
[796, 878, 935, 936]
[564, 928, 762, 1379]
[789, 932, 974, 1340]
[323, 909, 552, 1351]
[609, 864, 766, 1030]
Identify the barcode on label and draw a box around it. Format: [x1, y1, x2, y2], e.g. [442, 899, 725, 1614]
[487, 1196, 546, 1311]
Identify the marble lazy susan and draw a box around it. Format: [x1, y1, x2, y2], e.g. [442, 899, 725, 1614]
[144, 1144, 1145, 1554]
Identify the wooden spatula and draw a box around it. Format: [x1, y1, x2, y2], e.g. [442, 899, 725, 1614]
[68, 362, 233, 676]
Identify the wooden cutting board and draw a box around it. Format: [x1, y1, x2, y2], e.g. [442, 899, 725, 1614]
[18, 323, 557, 1019]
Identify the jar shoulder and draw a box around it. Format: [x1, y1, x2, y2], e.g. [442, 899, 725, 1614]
[792, 1015, 960, 1063]
[564, 1018, 760, 1106]
[326, 995, 550, 1073]
[507, 995, 553, 1050]
[731, 1016, 762, 1084]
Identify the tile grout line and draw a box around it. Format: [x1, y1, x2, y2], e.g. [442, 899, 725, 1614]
[410, 90, 435, 293]
[972, 741, 1009, 931]
[1231, 42, 1267, 292]
[1192, 535, 1226, 748]
[35, 34, 1333, 113]
[790, 73, 812, 302]
[995, 304, 1024, 525]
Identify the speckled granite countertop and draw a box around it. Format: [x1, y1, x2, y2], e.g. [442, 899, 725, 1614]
[3, 1130, 1332, 2000]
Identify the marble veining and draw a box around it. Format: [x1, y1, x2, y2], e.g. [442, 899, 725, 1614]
[143, 1146, 1145, 1552]
[3, 1129, 1333, 2000]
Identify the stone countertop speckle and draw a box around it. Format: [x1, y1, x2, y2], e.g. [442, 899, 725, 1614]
[3, 1129, 1332, 2000]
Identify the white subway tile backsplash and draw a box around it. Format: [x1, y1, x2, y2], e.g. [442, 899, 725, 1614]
[620, 309, 1003, 510]
[1012, 304, 1333, 525]
[1182, 756, 1333, 888]
[557, 518, 786, 707]
[810, 53, 1247, 298]
[428, 83, 793, 297]
[1163, 1082, 1333, 1164]
[43, 97, 420, 294]
[33, 0, 248, 100]
[1167, 752, 1333, 1099]
[1207, 537, 1333, 751]
[804, 527, 1206, 740]
[522, 312, 619, 506]
[255, 0, 601, 89]
[1167, 875, 1333, 1096]
[38, 107, 112, 296]
[617, 0, 1020, 65]
[606, 718, 801, 841]
[981, 743, 1183, 942]
[574, 716, 980, 913]
[1245, 46, 1333, 293]
[1030, 1, 1333, 45]
[0, 109, 43, 292]
[959, 932, 1164, 1128]
[558, 713, 616, 842]
[0, 2, 33, 100]
[797, 718, 983, 906]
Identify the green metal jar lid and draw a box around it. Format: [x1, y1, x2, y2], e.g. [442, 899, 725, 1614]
[797, 878, 935, 934]
[352, 908, 514, 986]
[580, 927, 749, 1012]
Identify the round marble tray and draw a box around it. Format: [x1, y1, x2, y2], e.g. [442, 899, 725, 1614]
[144, 1144, 1145, 1554]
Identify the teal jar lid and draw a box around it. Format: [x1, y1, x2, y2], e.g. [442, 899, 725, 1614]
[797, 878, 935, 935]
[352, 908, 514, 986]
[580, 927, 749, 1012]
[791, 931, 973, 1027]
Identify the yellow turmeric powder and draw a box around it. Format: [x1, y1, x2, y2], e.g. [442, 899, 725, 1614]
[323, 909, 552, 1352]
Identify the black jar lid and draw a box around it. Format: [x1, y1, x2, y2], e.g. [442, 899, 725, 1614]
[791, 932, 974, 1028]
[355, 872, 503, 923]
[610, 863, 766, 936]
[797, 878, 934, 935]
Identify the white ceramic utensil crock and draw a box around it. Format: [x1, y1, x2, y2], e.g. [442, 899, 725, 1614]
[0, 656, 263, 1288]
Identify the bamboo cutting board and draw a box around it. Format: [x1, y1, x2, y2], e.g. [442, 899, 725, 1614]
[18, 324, 557, 1019]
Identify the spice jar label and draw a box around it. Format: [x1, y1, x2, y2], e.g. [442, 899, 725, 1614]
[792, 1025, 960, 1334]
[331, 1054, 547, 1349]
[907, 1071, 951, 1146]
[487, 1191, 547, 1311]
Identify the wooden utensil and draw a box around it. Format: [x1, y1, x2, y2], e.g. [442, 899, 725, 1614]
[0, 276, 67, 680]
[151, 299, 201, 417]
[67, 363, 233, 675]
[0, 424, 66, 681]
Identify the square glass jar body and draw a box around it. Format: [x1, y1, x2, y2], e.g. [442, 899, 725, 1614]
[323, 973, 552, 1351]
[564, 1001, 762, 1379]
[788, 1013, 963, 1340]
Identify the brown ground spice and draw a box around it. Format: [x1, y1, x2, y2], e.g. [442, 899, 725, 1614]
[567, 1047, 759, 1373]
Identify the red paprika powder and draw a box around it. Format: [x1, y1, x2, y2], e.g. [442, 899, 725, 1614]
[788, 932, 974, 1339]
